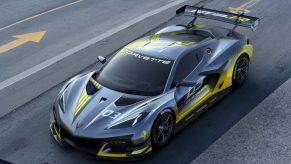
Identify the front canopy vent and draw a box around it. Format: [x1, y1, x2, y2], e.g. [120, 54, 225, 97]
[86, 78, 102, 95]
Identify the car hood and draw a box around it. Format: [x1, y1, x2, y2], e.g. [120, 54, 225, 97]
[58, 72, 158, 137]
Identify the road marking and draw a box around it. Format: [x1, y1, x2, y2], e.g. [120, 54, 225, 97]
[0, 0, 83, 31]
[0, 0, 189, 90]
[0, 31, 46, 54]
[229, 0, 260, 14]
[0, 0, 191, 118]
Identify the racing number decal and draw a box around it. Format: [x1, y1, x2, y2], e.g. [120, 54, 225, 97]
[101, 110, 121, 119]
[186, 87, 196, 100]
[177, 79, 204, 108]
[184, 82, 202, 105]
[177, 86, 196, 108]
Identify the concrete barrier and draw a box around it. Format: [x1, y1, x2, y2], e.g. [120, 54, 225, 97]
[0, 0, 196, 117]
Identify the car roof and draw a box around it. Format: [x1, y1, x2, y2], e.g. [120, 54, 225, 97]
[123, 24, 234, 60]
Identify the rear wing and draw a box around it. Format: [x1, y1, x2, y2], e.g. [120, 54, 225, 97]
[176, 5, 260, 31]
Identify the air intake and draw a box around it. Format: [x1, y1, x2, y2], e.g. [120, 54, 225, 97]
[86, 78, 101, 95]
[115, 97, 143, 106]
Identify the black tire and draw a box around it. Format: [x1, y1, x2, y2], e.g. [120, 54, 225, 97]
[151, 109, 174, 148]
[233, 54, 249, 87]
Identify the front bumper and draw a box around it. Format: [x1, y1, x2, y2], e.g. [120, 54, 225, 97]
[50, 121, 152, 160]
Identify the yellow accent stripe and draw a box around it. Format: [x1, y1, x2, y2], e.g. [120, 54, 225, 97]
[76, 96, 89, 111]
[90, 78, 102, 88]
[125, 38, 149, 50]
[78, 92, 86, 102]
[142, 130, 147, 140]
[176, 89, 212, 123]
[144, 146, 153, 154]
[74, 89, 92, 116]
[53, 124, 61, 140]
[97, 142, 152, 157]
[132, 144, 152, 155]
[125, 33, 195, 51]
[76, 94, 86, 109]
[97, 144, 128, 158]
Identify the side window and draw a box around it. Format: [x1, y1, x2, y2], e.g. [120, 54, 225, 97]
[173, 53, 199, 85]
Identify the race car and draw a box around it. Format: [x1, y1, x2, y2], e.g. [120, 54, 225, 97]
[50, 5, 260, 160]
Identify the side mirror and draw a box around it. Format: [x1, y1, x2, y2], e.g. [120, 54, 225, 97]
[98, 56, 106, 64]
[176, 80, 196, 87]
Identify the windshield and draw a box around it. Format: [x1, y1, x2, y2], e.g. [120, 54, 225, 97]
[96, 49, 173, 96]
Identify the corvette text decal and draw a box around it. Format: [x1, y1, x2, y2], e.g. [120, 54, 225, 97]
[120, 48, 172, 65]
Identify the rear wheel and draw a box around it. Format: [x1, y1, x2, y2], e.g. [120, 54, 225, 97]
[151, 109, 174, 148]
[233, 54, 249, 87]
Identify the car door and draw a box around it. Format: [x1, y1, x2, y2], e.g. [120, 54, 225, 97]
[173, 53, 201, 109]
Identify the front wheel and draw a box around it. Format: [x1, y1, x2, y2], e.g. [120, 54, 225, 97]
[233, 54, 249, 87]
[151, 109, 174, 148]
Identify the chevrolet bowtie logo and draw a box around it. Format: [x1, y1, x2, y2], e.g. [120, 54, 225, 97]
[76, 122, 83, 129]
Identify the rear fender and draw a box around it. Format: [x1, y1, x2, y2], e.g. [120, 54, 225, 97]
[214, 44, 253, 92]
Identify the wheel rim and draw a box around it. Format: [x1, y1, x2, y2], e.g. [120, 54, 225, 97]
[153, 112, 174, 145]
[234, 56, 249, 84]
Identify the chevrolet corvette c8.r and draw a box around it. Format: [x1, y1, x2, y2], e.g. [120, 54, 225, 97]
[50, 5, 260, 160]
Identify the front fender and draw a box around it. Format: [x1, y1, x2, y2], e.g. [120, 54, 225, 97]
[131, 91, 176, 145]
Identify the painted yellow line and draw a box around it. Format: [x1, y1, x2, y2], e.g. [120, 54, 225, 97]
[229, 0, 260, 14]
[0, 31, 46, 54]
[0, 0, 83, 32]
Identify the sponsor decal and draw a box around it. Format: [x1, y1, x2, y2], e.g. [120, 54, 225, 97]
[120, 48, 172, 65]
[185, 113, 195, 121]
[190, 9, 250, 22]
[195, 104, 208, 113]
[229, 16, 250, 22]
[125, 34, 195, 51]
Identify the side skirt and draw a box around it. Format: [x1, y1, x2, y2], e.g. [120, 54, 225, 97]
[173, 87, 232, 133]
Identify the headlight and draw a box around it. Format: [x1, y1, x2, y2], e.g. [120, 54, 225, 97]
[108, 112, 149, 129]
[58, 76, 78, 112]
[59, 73, 85, 94]
[132, 112, 148, 126]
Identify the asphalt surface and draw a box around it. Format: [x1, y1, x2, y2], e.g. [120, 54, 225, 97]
[192, 77, 291, 164]
[0, 0, 176, 82]
[1, 0, 291, 163]
[0, 0, 74, 26]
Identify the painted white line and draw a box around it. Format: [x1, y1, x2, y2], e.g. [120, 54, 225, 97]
[0, 0, 187, 90]
[0, 0, 83, 31]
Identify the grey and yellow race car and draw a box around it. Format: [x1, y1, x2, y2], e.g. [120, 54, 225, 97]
[50, 5, 260, 160]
